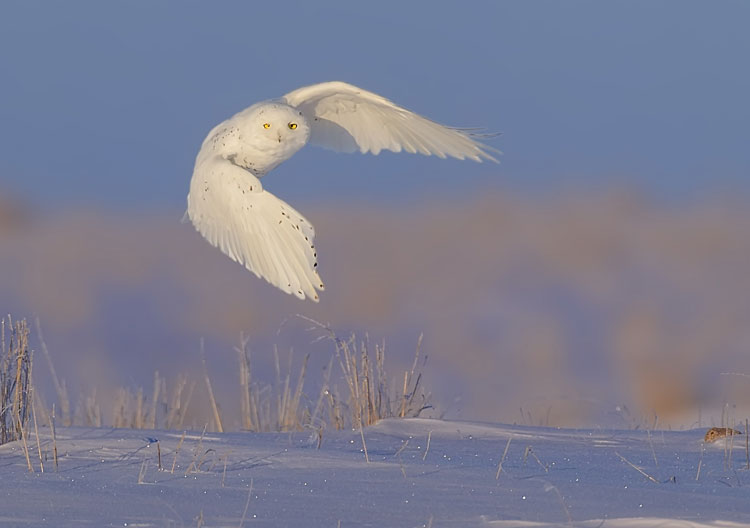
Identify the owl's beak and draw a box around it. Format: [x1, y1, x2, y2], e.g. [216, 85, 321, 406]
[277, 133, 282, 143]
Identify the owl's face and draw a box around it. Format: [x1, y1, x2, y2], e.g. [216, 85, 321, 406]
[246, 103, 310, 154]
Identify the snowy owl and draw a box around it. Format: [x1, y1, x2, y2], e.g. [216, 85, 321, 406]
[186, 81, 497, 301]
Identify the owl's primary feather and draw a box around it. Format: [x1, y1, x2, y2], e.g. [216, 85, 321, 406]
[187, 81, 497, 301]
[283, 81, 498, 161]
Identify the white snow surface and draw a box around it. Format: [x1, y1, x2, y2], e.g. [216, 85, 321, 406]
[2, 418, 749, 527]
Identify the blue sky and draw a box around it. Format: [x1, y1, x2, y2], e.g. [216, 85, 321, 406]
[1, 0, 748, 212]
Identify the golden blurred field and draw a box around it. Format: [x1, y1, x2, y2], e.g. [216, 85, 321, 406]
[2, 188, 749, 429]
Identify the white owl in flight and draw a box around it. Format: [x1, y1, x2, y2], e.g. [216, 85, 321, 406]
[186, 81, 497, 301]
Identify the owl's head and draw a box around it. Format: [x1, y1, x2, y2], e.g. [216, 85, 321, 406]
[208, 101, 311, 175]
[242, 102, 310, 154]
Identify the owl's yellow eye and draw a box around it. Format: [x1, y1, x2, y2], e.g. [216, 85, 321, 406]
[263, 123, 271, 129]
[288, 122, 298, 130]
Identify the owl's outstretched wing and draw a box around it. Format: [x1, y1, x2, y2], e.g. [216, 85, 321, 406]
[186, 156, 323, 301]
[282, 81, 499, 162]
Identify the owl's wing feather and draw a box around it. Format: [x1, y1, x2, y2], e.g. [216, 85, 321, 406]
[282, 81, 499, 162]
[187, 156, 323, 301]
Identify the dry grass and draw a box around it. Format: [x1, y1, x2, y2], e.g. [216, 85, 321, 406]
[28, 316, 432, 434]
[217, 320, 432, 433]
[109, 371, 195, 430]
[234, 333, 313, 432]
[0, 316, 33, 446]
[300, 316, 432, 429]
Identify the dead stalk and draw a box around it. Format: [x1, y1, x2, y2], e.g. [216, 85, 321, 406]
[138, 458, 148, 484]
[238, 478, 254, 528]
[171, 431, 186, 474]
[615, 451, 658, 483]
[523, 445, 548, 472]
[32, 395, 43, 472]
[395, 439, 410, 478]
[695, 443, 704, 481]
[185, 425, 208, 475]
[422, 430, 432, 461]
[200, 340, 223, 433]
[359, 419, 370, 463]
[222, 452, 229, 487]
[646, 429, 658, 467]
[496, 435, 513, 479]
[19, 418, 33, 473]
[48, 403, 58, 472]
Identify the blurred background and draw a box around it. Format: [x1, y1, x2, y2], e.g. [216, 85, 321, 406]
[1, 1, 749, 429]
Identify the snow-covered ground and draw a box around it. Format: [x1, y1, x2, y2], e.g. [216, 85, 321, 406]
[2, 418, 749, 527]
